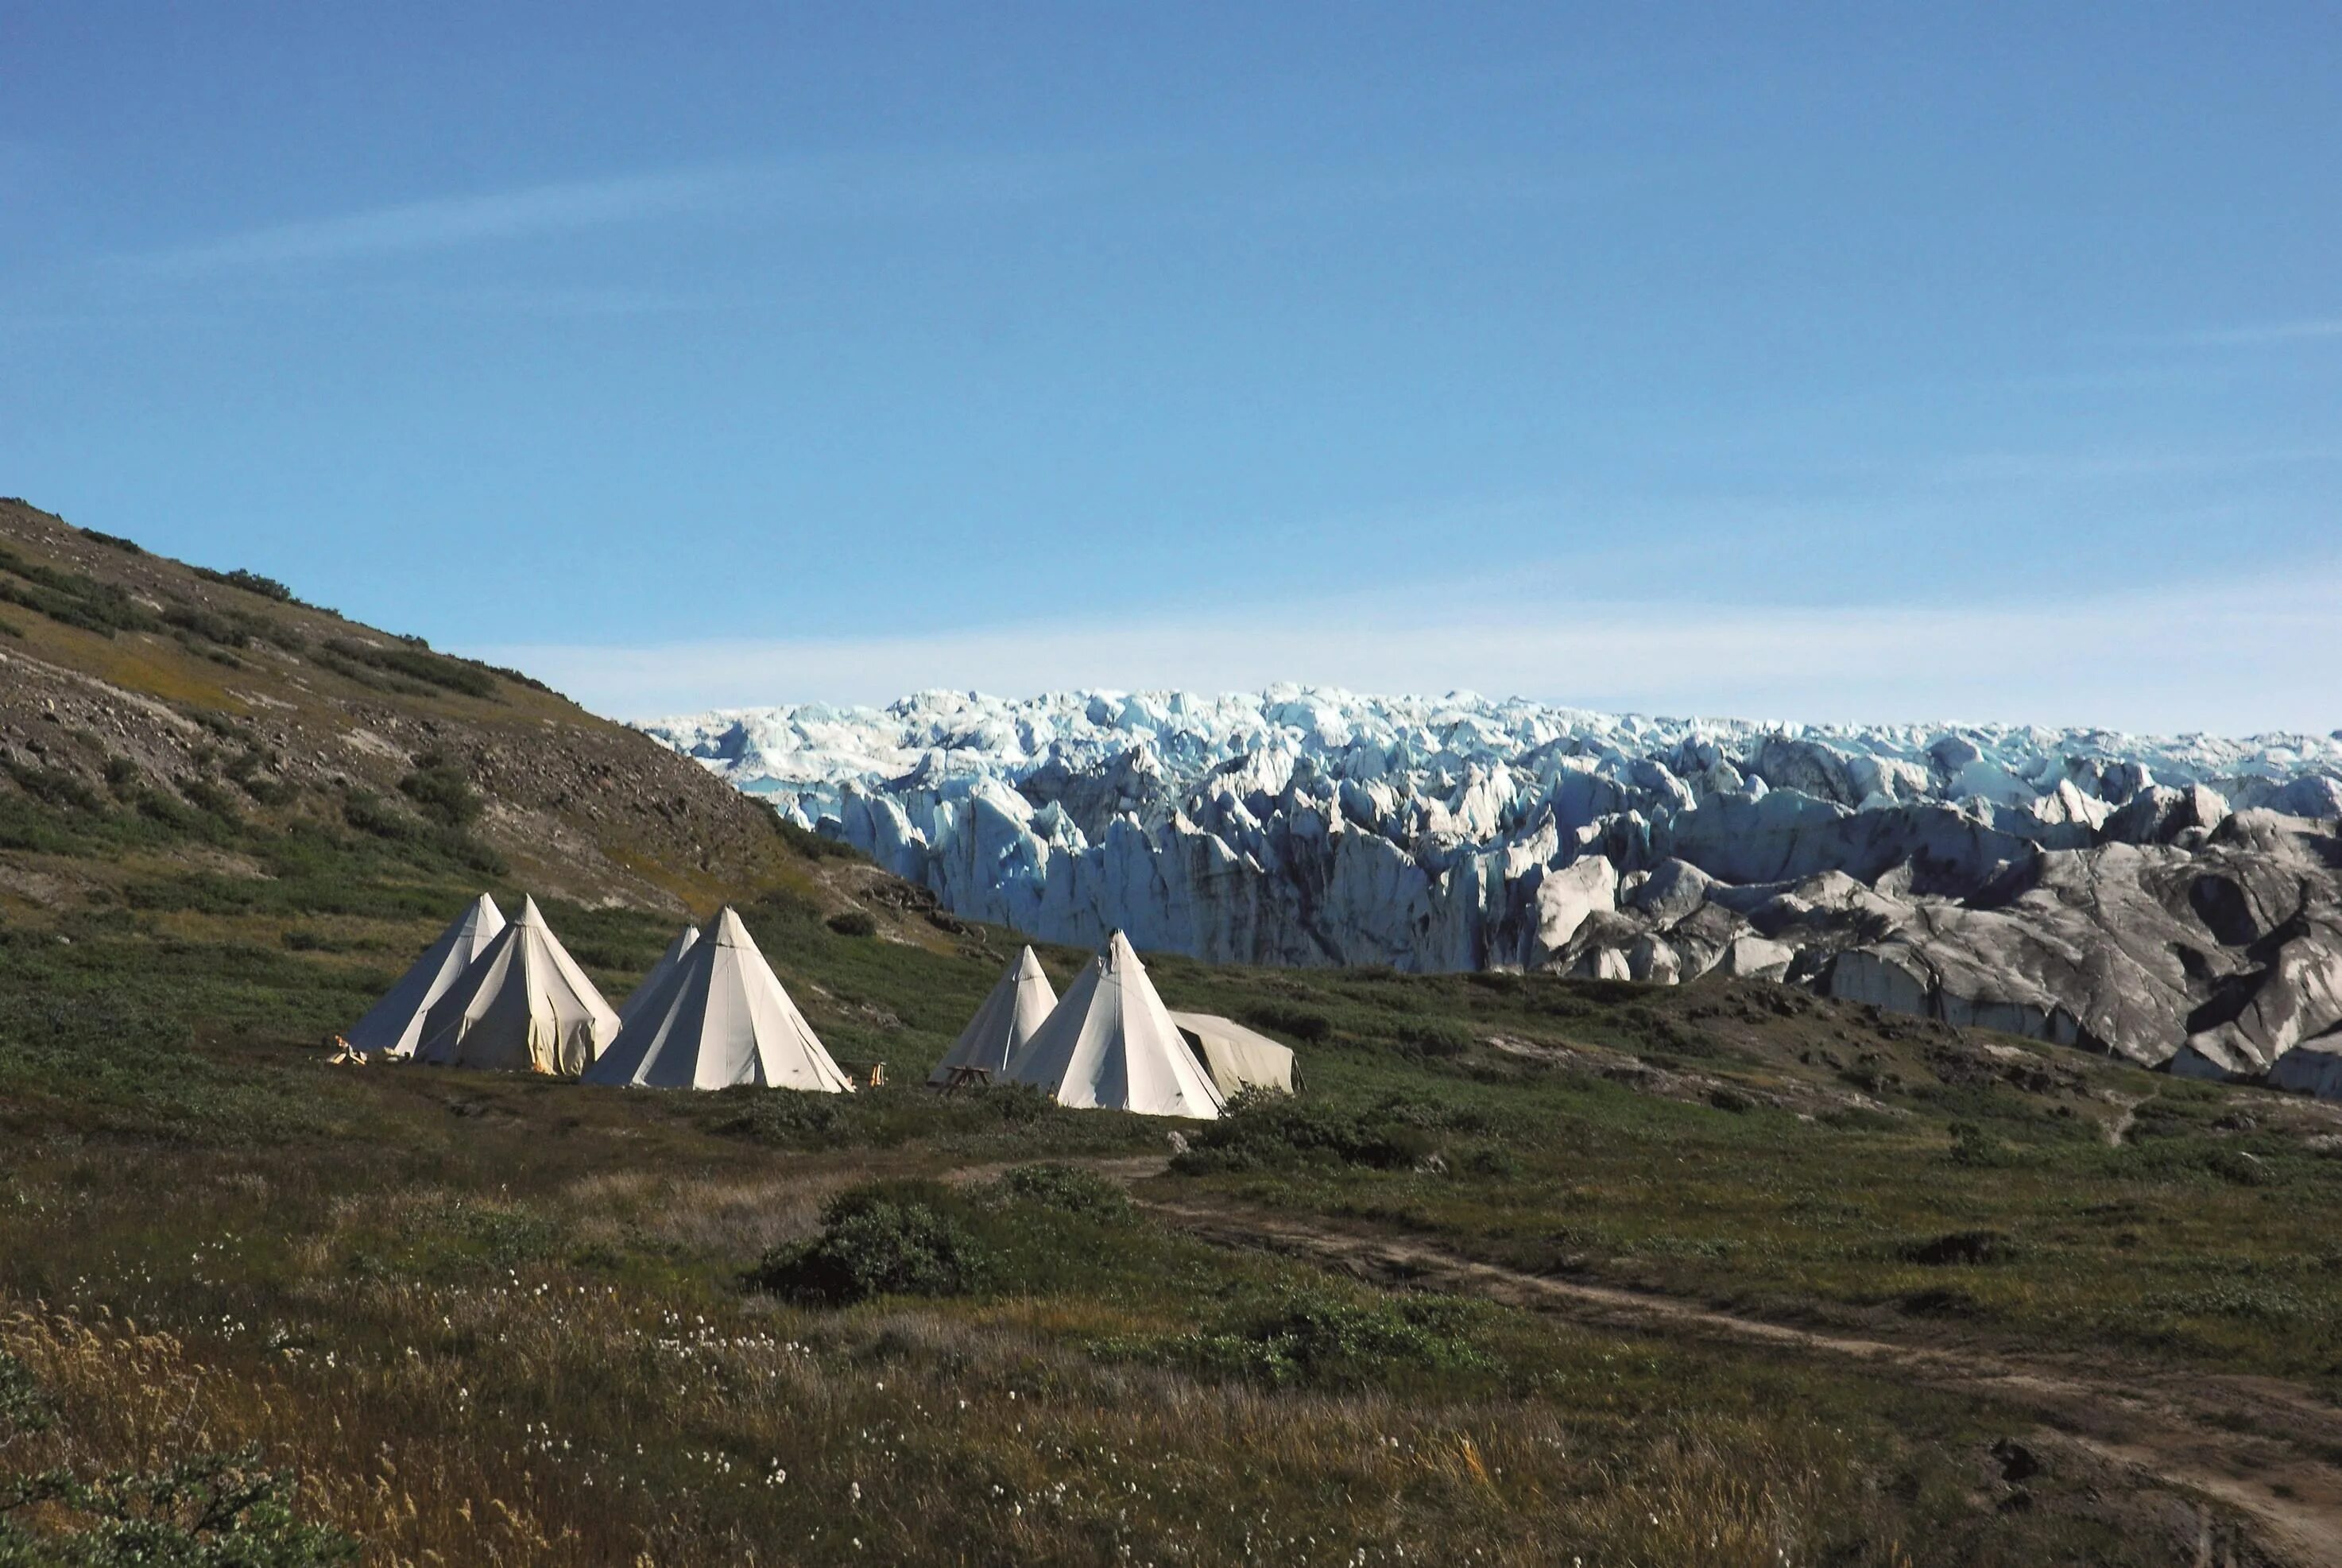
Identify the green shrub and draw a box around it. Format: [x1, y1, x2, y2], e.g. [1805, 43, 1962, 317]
[191, 566, 296, 602]
[0, 1447, 357, 1565]
[1897, 1229, 2014, 1266]
[1457, 1144, 1519, 1179]
[1131, 1289, 1493, 1389]
[321, 637, 497, 700]
[710, 1088, 848, 1146]
[1242, 1002, 1332, 1045]
[826, 910, 877, 938]
[761, 805, 862, 861]
[340, 792, 413, 841]
[748, 1184, 992, 1306]
[996, 1163, 1132, 1221]
[1171, 1092, 1437, 1175]
[1945, 1121, 2008, 1167]
[0, 547, 158, 637]
[0, 1350, 50, 1436]
[1397, 1020, 1474, 1059]
[397, 753, 480, 830]
[4, 763, 103, 815]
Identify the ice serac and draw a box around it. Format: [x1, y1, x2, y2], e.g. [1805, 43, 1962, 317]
[641, 688, 2342, 1094]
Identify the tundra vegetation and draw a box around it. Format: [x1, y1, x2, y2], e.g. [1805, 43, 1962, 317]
[0, 503, 2333, 1564]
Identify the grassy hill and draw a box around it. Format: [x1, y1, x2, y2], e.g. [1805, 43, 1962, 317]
[3, 498, 2340, 1566]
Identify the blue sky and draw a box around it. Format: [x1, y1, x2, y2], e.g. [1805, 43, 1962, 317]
[3, 5, 2337, 731]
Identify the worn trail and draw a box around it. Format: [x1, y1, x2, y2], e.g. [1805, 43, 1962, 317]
[1144, 1192, 2342, 1568]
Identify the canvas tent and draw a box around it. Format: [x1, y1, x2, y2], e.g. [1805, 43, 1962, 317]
[618, 924, 700, 1029]
[1168, 1012, 1299, 1098]
[346, 893, 506, 1059]
[584, 907, 856, 1093]
[928, 946, 1057, 1086]
[1004, 931, 1225, 1119]
[412, 896, 619, 1075]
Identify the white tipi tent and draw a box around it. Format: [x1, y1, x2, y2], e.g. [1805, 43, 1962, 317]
[583, 907, 855, 1092]
[346, 893, 506, 1059]
[928, 946, 1057, 1086]
[1004, 931, 1225, 1119]
[618, 924, 699, 1029]
[412, 896, 620, 1076]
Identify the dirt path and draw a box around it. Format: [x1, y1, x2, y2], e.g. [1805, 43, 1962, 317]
[1142, 1193, 2342, 1568]
[2105, 1087, 2160, 1147]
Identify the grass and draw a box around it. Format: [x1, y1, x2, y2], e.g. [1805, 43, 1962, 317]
[0, 875, 2315, 1561]
[1131, 960, 2342, 1392]
[0, 498, 2320, 1561]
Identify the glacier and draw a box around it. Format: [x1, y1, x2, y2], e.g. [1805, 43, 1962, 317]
[641, 687, 2342, 1087]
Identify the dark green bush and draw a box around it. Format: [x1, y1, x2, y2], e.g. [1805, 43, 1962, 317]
[1132, 1290, 1493, 1388]
[4, 763, 103, 815]
[748, 1184, 991, 1306]
[398, 754, 480, 830]
[1397, 1020, 1474, 1059]
[1171, 1092, 1436, 1175]
[1945, 1121, 2008, 1167]
[1457, 1144, 1519, 1179]
[1241, 1002, 1332, 1045]
[826, 910, 878, 938]
[0, 1350, 51, 1436]
[997, 1163, 1132, 1221]
[762, 805, 863, 861]
[341, 792, 413, 841]
[1897, 1229, 2014, 1266]
[0, 547, 158, 637]
[191, 566, 296, 602]
[321, 637, 497, 700]
[712, 1089, 848, 1145]
[0, 1447, 357, 1565]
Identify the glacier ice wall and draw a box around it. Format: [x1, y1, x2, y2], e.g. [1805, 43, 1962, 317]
[642, 687, 2342, 1082]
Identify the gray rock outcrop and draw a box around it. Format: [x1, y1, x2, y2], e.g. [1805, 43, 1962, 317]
[644, 688, 2342, 1093]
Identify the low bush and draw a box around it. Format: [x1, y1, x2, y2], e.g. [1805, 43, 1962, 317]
[826, 910, 878, 938]
[1170, 1092, 1438, 1175]
[710, 1087, 847, 1146]
[1242, 1002, 1332, 1044]
[995, 1163, 1132, 1221]
[1897, 1229, 2015, 1266]
[749, 1184, 992, 1306]
[0, 1448, 357, 1566]
[764, 807, 862, 861]
[321, 637, 498, 700]
[1396, 1020, 1475, 1059]
[1125, 1289, 1494, 1389]
[398, 753, 480, 830]
[191, 565, 296, 602]
[0, 1350, 50, 1436]
[1945, 1121, 2010, 1167]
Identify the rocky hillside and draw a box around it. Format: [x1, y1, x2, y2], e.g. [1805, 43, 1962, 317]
[0, 497, 905, 933]
[647, 688, 2342, 1091]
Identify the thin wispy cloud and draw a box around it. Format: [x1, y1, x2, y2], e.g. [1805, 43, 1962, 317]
[131, 168, 750, 271]
[2174, 317, 2342, 347]
[123, 149, 1110, 273]
[476, 568, 2342, 738]
[1923, 445, 2342, 486]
